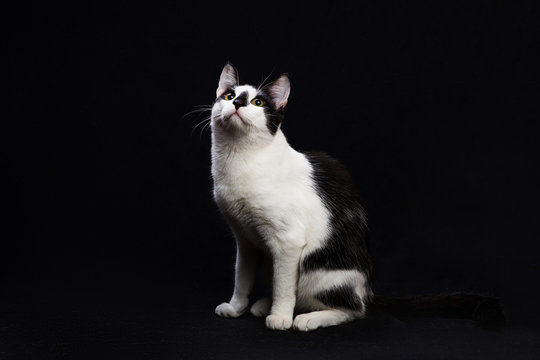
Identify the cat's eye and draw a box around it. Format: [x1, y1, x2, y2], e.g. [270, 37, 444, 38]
[251, 98, 265, 107]
[223, 92, 235, 101]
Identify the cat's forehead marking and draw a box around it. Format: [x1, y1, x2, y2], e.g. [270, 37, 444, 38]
[234, 85, 258, 99]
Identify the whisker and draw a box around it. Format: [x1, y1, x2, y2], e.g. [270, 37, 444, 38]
[199, 120, 213, 140]
[190, 116, 212, 137]
[257, 66, 277, 92]
[183, 107, 212, 118]
[184, 102, 216, 139]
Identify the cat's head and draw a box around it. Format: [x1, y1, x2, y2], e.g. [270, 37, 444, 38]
[211, 63, 290, 139]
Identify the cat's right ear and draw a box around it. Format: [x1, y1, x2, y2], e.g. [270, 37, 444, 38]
[216, 63, 238, 97]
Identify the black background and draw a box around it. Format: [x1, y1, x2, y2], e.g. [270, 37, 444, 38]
[6, 1, 540, 359]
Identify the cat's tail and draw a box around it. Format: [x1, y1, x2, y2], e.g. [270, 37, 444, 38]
[370, 293, 505, 328]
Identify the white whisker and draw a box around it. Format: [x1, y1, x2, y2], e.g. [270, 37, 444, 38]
[190, 115, 212, 136]
[257, 67, 277, 92]
[183, 107, 212, 118]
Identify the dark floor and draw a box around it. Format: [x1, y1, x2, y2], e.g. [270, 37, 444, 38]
[2, 300, 540, 360]
[2, 267, 540, 360]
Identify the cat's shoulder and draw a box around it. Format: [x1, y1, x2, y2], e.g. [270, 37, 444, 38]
[301, 151, 352, 180]
[301, 150, 362, 200]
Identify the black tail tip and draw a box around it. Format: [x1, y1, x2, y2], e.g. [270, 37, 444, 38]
[473, 298, 506, 329]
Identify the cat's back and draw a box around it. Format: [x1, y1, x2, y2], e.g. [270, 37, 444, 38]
[302, 151, 365, 209]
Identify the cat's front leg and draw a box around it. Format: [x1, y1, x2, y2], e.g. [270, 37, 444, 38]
[215, 235, 258, 318]
[265, 234, 305, 330]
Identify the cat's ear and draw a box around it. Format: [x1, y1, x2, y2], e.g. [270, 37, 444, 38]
[269, 74, 290, 110]
[216, 63, 238, 97]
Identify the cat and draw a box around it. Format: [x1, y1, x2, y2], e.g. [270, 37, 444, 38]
[208, 63, 504, 331]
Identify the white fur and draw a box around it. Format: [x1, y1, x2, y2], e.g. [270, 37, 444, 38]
[211, 75, 369, 331]
[293, 309, 355, 332]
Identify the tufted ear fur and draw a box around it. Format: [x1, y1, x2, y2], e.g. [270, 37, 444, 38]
[216, 63, 238, 97]
[269, 74, 290, 109]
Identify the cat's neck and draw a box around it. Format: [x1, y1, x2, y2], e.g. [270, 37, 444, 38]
[211, 128, 292, 176]
[212, 128, 288, 157]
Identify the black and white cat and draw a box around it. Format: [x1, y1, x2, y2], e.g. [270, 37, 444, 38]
[209, 63, 503, 331]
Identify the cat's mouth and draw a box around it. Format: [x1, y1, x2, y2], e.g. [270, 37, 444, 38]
[225, 110, 249, 126]
[230, 111, 242, 120]
[213, 107, 251, 131]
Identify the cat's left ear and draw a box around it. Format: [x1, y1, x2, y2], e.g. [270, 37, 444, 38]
[269, 74, 290, 110]
[216, 63, 238, 97]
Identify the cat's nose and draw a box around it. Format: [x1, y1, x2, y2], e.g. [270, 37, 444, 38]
[233, 92, 248, 109]
[233, 99, 244, 109]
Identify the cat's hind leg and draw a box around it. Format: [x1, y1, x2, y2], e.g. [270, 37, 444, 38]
[293, 283, 366, 331]
[294, 269, 369, 331]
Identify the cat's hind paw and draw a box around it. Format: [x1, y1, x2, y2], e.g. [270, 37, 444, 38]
[293, 313, 320, 332]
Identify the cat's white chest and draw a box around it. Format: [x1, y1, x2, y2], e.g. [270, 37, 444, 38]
[211, 135, 330, 252]
[212, 147, 292, 223]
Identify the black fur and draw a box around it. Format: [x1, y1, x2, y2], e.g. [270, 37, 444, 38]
[257, 89, 284, 135]
[217, 87, 235, 100]
[301, 152, 505, 327]
[315, 285, 365, 312]
[301, 152, 372, 279]
[232, 91, 248, 109]
[264, 108, 284, 135]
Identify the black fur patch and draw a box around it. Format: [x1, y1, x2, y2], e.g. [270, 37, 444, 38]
[315, 285, 364, 311]
[233, 91, 248, 109]
[301, 152, 372, 279]
[216, 87, 235, 101]
[256, 89, 284, 135]
[264, 108, 284, 135]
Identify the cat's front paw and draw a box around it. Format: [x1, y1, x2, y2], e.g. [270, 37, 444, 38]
[265, 314, 293, 330]
[215, 302, 244, 318]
